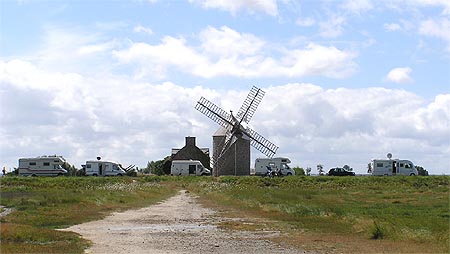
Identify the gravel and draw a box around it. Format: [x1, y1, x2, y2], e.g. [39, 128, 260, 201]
[63, 190, 309, 254]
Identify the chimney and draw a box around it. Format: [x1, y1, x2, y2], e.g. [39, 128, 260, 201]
[185, 136, 196, 147]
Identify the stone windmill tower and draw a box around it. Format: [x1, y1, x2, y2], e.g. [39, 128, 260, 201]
[195, 86, 278, 176]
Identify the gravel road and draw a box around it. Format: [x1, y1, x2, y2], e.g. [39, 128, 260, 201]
[63, 190, 307, 254]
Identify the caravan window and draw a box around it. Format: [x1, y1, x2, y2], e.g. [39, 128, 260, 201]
[43, 162, 50, 166]
[399, 163, 404, 168]
[376, 163, 383, 168]
[86, 164, 91, 168]
[29, 162, 36, 166]
[405, 163, 411, 168]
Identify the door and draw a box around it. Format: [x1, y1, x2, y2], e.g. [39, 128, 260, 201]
[398, 162, 405, 175]
[189, 165, 196, 175]
[392, 161, 396, 175]
[104, 164, 110, 175]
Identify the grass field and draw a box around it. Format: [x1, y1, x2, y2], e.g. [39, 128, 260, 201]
[185, 176, 449, 253]
[0, 176, 177, 253]
[0, 175, 449, 253]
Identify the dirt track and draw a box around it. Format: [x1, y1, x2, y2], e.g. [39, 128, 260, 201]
[63, 190, 307, 254]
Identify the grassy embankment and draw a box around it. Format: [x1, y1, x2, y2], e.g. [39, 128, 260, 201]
[0, 176, 449, 253]
[185, 176, 450, 253]
[0, 176, 177, 253]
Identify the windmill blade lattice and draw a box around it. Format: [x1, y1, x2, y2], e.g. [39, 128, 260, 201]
[244, 127, 278, 158]
[236, 86, 265, 124]
[195, 97, 233, 129]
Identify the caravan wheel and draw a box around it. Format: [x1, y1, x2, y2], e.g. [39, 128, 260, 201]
[410, 173, 416, 176]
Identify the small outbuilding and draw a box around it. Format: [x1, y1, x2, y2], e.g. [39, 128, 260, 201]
[168, 137, 210, 170]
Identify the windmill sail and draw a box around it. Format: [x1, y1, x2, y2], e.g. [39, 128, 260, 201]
[195, 97, 233, 129]
[236, 86, 265, 124]
[243, 127, 278, 158]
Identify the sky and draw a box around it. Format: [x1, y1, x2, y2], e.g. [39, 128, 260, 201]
[1, 0, 449, 175]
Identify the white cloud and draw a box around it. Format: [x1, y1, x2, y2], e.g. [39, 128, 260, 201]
[385, 67, 413, 84]
[199, 26, 265, 57]
[188, 0, 279, 16]
[319, 15, 346, 38]
[1, 61, 449, 174]
[30, 25, 123, 75]
[341, 0, 373, 15]
[407, 0, 450, 15]
[384, 23, 401, 31]
[133, 24, 153, 35]
[419, 18, 450, 51]
[113, 26, 357, 79]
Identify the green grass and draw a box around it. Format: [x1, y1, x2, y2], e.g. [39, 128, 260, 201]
[1, 175, 449, 253]
[0, 176, 177, 253]
[185, 176, 450, 253]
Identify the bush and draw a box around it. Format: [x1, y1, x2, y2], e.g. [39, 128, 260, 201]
[292, 166, 305, 176]
[371, 222, 385, 239]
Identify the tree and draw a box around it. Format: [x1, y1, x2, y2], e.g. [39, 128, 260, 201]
[306, 167, 311, 176]
[62, 162, 80, 176]
[145, 156, 172, 175]
[415, 165, 429, 176]
[317, 164, 325, 176]
[343, 165, 353, 171]
[292, 166, 305, 176]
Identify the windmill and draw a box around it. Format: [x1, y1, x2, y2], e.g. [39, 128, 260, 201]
[195, 86, 278, 176]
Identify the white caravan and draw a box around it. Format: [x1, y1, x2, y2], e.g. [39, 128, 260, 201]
[83, 160, 126, 176]
[254, 157, 295, 176]
[370, 159, 417, 176]
[18, 155, 67, 176]
[171, 160, 211, 176]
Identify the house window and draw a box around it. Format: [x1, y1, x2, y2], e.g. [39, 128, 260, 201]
[189, 165, 196, 174]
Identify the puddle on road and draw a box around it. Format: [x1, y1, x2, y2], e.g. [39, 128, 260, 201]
[110, 223, 216, 233]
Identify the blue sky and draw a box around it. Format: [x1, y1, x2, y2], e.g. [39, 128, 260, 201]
[1, 0, 449, 174]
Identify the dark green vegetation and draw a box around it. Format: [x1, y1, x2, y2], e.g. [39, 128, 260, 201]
[0, 177, 177, 253]
[1, 176, 449, 253]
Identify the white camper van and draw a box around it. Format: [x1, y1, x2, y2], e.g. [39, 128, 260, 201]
[254, 157, 295, 176]
[18, 155, 67, 176]
[82, 160, 126, 176]
[171, 160, 210, 176]
[370, 159, 417, 176]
